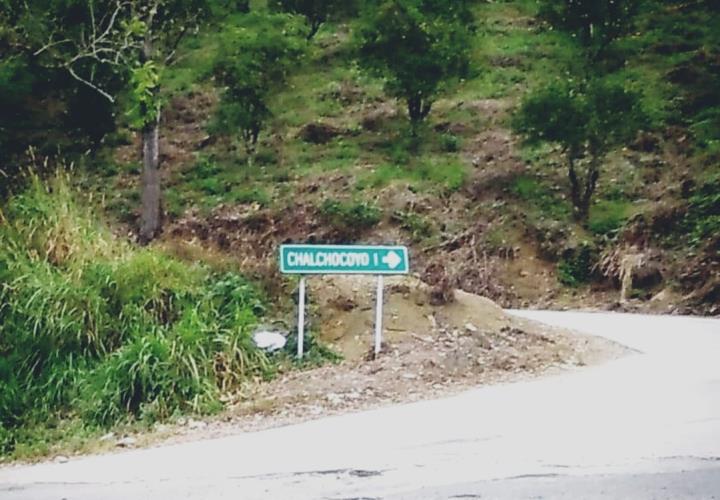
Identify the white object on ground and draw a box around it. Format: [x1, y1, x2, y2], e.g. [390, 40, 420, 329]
[252, 330, 287, 352]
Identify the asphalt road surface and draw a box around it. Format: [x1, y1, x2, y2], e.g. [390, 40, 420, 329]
[1, 311, 718, 499]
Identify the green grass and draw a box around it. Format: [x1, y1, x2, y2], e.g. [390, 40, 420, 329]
[511, 175, 572, 221]
[588, 200, 634, 235]
[0, 174, 274, 459]
[358, 158, 468, 194]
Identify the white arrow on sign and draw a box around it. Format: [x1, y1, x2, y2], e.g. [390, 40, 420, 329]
[382, 251, 402, 270]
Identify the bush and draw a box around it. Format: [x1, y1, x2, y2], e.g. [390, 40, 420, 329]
[318, 199, 382, 239]
[557, 242, 598, 286]
[393, 210, 434, 242]
[588, 200, 632, 234]
[439, 133, 461, 153]
[685, 175, 720, 245]
[0, 175, 271, 455]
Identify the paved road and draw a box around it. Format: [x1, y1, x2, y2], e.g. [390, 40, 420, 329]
[1, 311, 718, 499]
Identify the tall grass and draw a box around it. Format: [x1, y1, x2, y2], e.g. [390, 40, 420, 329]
[0, 174, 270, 455]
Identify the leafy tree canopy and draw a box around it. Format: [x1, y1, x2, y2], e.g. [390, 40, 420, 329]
[212, 13, 306, 162]
[539, 0, 640, 58]
[513, 78, 648, 219]
[357, 0, 472, 124]
[271, 0, 355, 39]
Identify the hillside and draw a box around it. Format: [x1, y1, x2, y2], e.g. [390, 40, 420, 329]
[75, 0, 717, 315]
[0, 0, 718, 461]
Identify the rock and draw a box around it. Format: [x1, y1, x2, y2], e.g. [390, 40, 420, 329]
[252, 325, 288, 352]
[54, 455, 69, 464]
[632, 263, 663, 290]
[188, 419, 208, 430]
[99, 432, 115, 442]
[298, 122, 343, 144]
[360, 105, 397, 131]
[630, 132, 660, 152]
[116, 436, 136, 448]
[464, 323, 479, 333]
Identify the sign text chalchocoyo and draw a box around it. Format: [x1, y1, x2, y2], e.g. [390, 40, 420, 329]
[280, 244, 409, 275]
[279, 244, 410, 360]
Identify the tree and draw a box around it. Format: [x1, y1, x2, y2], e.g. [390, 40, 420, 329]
[539, 0, 640, 60]
[9, 0, 218, 243]
[357, 0, 471, 128]
[272, 0, 351, 39]
[212, 14, 305, 165]
[513, 80, 648, 220]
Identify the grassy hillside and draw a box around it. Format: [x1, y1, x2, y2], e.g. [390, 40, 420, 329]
[1, 0, 718, 461]
[83, 0, 717, 313]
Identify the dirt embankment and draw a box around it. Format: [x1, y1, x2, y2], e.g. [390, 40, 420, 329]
[143, 276, 626, 447]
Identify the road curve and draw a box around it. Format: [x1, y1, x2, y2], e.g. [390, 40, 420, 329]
[1, 311, 718, 499]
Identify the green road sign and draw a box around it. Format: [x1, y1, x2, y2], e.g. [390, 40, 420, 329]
[280, 244, 409, 275]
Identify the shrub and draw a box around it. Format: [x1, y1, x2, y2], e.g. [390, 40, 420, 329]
[319, 199, 382, 239]
[685, 175, 720, 245]
[0, 175, 270, 455]
[557, 242, 598, 286]
[393, 210, 434, 242]
[440, 133, 461, 153]
[588, 200, 632, 235]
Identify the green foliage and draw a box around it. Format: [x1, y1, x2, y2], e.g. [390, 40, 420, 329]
[212, 13, 306, 161]
[513, 81, 589, 154]
[128, 61, 162, 129]
[359, 159, 468, 194]
[357, 0, 472, 123]
[588, 199, 632, 235]
[271, 0, 354, 38]
[557, 242, 597, 286]
[318, 199, 382, 238]
[0, 175, 271, 456]
[511, 175, 572, 220]
[539, 0, 640, 59]
[685, 175, 720, 245]
[439, 133, 461, 152]
[282, 328, 342, 367]
[393, 210, 434, 241]
[513, 78, 648, 218]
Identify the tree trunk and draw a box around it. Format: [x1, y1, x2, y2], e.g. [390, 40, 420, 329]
[567, 150, 600, 222]
[138, 33, 161, 244]
[567, 152, 583, 220]
[139, 117, 161, 244]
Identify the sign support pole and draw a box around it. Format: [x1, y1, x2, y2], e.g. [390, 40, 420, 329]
[374, 275, 384, 358]
[298, 276, 306, 360]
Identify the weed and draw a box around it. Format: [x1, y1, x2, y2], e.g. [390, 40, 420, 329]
[393, 211, 434, 242]
[231, 186, 270, 206]
[557, 242, 597, 287]
[588, 200, 633, 235]
[511, 175, 572, 220]
[318, 199, 382, 240]
[439, 133, 461, 153]
[685, 175, 720, 245]
[0, 175, 273, 458]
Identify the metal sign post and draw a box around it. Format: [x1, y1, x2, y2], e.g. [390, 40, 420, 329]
[280, 244, 409, 360]
[374, 275, 384, 358]
[297, 276, 306, 359]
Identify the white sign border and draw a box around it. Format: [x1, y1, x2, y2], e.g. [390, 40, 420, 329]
[279, 244, 410, 275]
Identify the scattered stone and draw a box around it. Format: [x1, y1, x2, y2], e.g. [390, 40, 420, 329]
[252, 326, 288, 352]
[116, 436, 137, 448]
[99, 432, 115, 442]
[188, 419, 208, 430]
[298, 122, 344, 144]
[54, 455, 69, 464]
[464, 323, 479, 333]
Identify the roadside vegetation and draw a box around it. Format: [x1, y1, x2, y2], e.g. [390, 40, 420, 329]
[1, 0, 719, 460]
